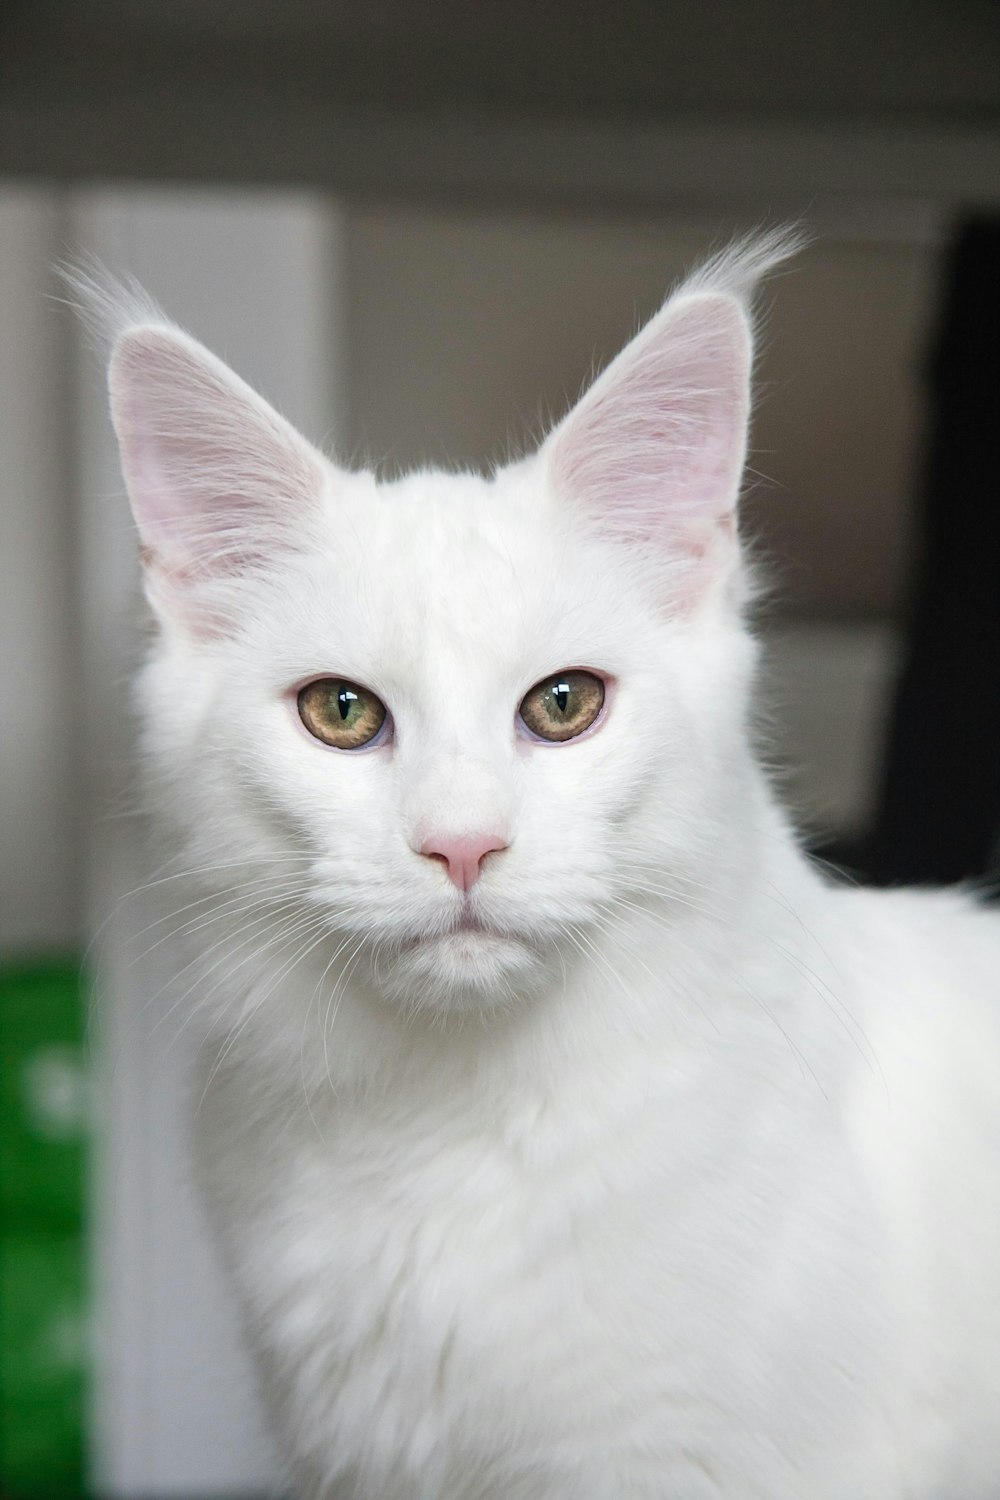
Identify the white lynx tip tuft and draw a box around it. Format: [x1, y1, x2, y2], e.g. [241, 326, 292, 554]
[672, 225, 807, 316]
[56, 256, 176, 352]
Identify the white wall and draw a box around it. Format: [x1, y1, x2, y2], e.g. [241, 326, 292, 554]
[66, 189, 344, 1498]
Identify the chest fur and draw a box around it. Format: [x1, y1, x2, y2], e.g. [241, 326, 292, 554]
[204, 1080, 900, 1498]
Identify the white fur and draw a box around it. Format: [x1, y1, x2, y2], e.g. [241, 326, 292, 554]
[95, 235, 1000, 1498]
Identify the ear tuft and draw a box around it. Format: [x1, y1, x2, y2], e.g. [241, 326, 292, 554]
[58, 256, 168, 355]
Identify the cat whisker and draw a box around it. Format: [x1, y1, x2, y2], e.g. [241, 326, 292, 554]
[197, 917, 341, 1106]
[155, 907, 332, 1059]
[142, 896, 315, 1025]
[114, 849, 317, 904]
[125, 879, 319, 967]
[150, 900, 334, 1056]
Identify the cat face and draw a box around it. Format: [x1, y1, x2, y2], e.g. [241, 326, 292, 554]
[106, 240, 779, 1016]
[140, 461, 751, 1014]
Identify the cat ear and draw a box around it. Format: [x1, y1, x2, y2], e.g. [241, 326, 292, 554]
[547, 289, 752, 610]
[108, 323, 327, 635]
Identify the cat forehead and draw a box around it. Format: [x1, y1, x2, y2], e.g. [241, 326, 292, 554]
[320, 458, 614, 604]
[356, 461, 544, 552]
[247, 457, 656, 678]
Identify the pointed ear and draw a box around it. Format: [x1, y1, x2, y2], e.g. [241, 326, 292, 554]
[546, 291, 752, 609]
[108, 324, 327, 635]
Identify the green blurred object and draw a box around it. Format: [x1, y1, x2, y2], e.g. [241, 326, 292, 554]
[0, 961, 89, 1498]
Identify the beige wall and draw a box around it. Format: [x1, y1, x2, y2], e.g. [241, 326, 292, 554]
[343, 206, 939, 616]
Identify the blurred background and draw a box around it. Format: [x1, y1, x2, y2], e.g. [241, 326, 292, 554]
[1, 2, 998, 1495]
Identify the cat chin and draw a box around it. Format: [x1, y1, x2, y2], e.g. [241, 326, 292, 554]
[375, 928, 547, 1016]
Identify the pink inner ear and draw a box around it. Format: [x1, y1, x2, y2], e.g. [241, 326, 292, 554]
[109, 326, 325, 589]
[549, 293, 752, 564]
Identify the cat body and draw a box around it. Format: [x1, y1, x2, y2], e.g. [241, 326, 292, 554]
[196, 876, 1000, 1500]
[95, 236, 1000, 1497]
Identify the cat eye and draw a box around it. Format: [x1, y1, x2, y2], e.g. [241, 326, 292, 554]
[297, 679, 388, 750]
[517, 670, 606, 743]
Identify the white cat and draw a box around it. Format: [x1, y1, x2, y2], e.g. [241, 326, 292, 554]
[93, 233, 1000, 1498]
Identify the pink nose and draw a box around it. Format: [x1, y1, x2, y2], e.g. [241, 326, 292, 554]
[419, 834, 508, 893]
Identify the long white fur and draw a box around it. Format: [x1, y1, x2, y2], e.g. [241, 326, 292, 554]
[91, 233, 1000, 1498]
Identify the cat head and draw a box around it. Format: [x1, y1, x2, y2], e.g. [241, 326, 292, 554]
[91, 232, 795, 1021]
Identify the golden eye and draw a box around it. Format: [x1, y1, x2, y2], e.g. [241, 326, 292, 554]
[297, 679, 388, 749]
[518, 670, 606, 743]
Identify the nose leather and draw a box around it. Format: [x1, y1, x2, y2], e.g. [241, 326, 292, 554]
[419, 834, 508, 892]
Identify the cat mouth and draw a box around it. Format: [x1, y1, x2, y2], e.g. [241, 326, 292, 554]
[391, 912, 502, 952]
[448, 910, 497, 936]
[378, 908, 546, 1009]
[406, 909, 522, 951]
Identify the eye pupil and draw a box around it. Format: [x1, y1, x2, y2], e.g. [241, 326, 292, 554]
[338, 688, 357, 720]
[553, 683, 570, 713]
